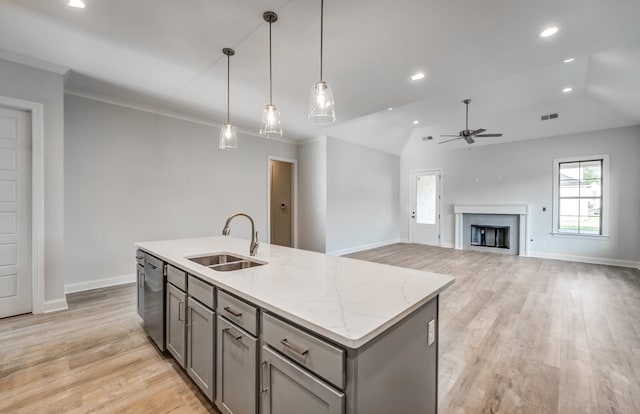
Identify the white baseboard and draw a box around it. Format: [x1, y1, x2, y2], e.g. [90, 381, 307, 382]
[43, 298, 68, 313]
[327, 239, 408, 256]
[528, 251, 640, 268]
[441, 242, 455, 249]
[65, 273, 136, 294]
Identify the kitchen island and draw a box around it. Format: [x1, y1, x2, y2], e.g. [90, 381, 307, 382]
[136, 236, 454, 414]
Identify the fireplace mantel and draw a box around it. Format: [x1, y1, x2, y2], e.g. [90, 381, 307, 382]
[454, 204, 529, 256]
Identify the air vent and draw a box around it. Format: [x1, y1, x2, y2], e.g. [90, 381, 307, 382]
[541, 113, 559, 121]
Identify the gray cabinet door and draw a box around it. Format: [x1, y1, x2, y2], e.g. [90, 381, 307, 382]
[216, 316, 258, 414]
[136, 264, 144, 318]
[261, 346, 345, 414]
[186, 297, 215, 401]
[166, 283, 186, 368]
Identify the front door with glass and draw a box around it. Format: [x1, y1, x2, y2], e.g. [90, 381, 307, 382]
[409, 170, 441, 246]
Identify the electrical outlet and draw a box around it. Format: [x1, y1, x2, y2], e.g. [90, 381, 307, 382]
[428, 319, 435, 346]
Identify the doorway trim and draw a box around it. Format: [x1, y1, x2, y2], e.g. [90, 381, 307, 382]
[0, 95, 45, 314]
[267, 156, 298, 248]
[408, 168, 444, 247]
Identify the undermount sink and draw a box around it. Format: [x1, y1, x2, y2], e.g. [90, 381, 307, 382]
[188, 252, 267, 272]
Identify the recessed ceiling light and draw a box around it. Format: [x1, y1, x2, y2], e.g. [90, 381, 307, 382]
[68, 0, 86, 8]
[387, 107, 393, 111]
[563, 57, 575, 63]
[539, 26, 559, 38]
[412, 120, 420, 125]
[562, 87, 573, 93]
[410, 72, 425, 81]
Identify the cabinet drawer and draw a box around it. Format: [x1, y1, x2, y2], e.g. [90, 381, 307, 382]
[167, 265, 186, 290]
[262, 313, 345, 389]
[218, 290, 259, 336]
[188, 275, 215, 309]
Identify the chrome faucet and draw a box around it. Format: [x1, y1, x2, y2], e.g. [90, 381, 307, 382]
[221, 213, 259, 256]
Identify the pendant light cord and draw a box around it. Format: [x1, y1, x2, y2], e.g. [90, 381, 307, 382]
[269, 21, 273, 105]
[226, 53, 230, 124]
[320, 0, 324, 82]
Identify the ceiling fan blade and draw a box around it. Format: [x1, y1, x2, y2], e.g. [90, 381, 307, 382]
[466, 137, 475, 144]
[469, 128, 486, 136]
[475, 133, 503, 137]
[439, 137, 463, 144]
[440, 134, 461, 137]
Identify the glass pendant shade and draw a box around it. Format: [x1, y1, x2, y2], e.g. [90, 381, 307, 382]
[260, 104, 282, 138]
[308, 80, 335, 123]
[219, 123, 238, 150]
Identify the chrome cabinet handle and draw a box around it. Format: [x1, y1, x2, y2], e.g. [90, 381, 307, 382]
[147, 262, 158, 270]
[178, 301, 184, 322]
[280, 338, 309, 357]
[222, 327, 243, 341]
[135, 255, 144, 260]
[224, 306, 242, 317]
[261, 361, 270, 393]
[139, 273, 145, 288]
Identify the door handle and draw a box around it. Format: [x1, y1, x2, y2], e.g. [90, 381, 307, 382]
[224, 306, 243, 317]
[280, 338, 309, 357]
[261, 361, 270, 393]
[222, 327, 243, 341]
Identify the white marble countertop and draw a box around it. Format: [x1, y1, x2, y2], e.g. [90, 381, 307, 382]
[136, 236, 454, 349]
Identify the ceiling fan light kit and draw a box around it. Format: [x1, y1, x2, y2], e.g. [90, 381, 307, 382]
[260, 11, 283, 139]
[439, 99, 503, 145]
[219, 47, 238, 150]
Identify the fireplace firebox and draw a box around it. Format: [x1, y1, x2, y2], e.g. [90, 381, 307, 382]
[470, 225, 510, 249]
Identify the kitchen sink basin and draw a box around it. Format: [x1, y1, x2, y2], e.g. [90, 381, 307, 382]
[211, 260, 264, 272]
[188, 252, 267, 272]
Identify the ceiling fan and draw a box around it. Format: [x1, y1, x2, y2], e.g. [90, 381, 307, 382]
[439, 99, 503, 144]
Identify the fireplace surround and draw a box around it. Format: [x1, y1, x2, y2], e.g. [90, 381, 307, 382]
[454, 204, 529, 256]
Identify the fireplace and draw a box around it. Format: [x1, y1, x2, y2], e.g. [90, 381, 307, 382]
[454, 204, 529, 256]
[471, 225, 510, 249]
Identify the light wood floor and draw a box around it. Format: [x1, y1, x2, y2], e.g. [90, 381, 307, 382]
[347, 244, 640, 414]
[1, 244, 639, 413]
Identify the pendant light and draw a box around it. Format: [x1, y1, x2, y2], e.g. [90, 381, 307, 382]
[260, 11, 283, 138]
[219, 48, 238, 150]
[308, 0, 335, 123]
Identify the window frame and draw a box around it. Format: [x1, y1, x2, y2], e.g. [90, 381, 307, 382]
[552, 154, 610, 238]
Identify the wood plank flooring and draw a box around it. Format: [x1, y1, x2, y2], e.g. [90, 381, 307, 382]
[1, 243, 638, 413]
[0, 285, 217, 414]
[347, 244, 640, 414]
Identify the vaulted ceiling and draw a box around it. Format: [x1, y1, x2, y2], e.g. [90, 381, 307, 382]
[1, 0, 639, 155]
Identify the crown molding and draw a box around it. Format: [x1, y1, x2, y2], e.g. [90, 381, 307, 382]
[64, 87, 298, 144]
[0, 48, 69, 75]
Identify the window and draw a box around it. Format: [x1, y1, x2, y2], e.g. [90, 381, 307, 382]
[553, 154, 609, 237]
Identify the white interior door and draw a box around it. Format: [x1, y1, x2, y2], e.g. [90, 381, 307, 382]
[409, 170, 441, 246]
[0, 106, 31, 318]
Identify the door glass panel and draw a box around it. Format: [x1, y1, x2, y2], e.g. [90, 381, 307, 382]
[416, 175, 436, 224]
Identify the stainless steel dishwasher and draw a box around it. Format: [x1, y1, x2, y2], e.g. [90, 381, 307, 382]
[143, 253, 166, 351]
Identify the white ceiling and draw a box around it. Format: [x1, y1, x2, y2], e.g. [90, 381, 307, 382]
[0, 0, 639, 154]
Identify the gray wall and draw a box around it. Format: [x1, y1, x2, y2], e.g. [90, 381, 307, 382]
[326, 137, 401, 254]
[297, 138, 326, 253]
[64, 94, 296, 287]
[0, 58, 65, 303]
[401, 125, 640, 263]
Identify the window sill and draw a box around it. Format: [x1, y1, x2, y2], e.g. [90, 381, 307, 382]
[550, 232, 609, 240]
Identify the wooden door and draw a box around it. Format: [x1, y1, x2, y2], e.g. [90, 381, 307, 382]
[269, 160, 293, 247]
